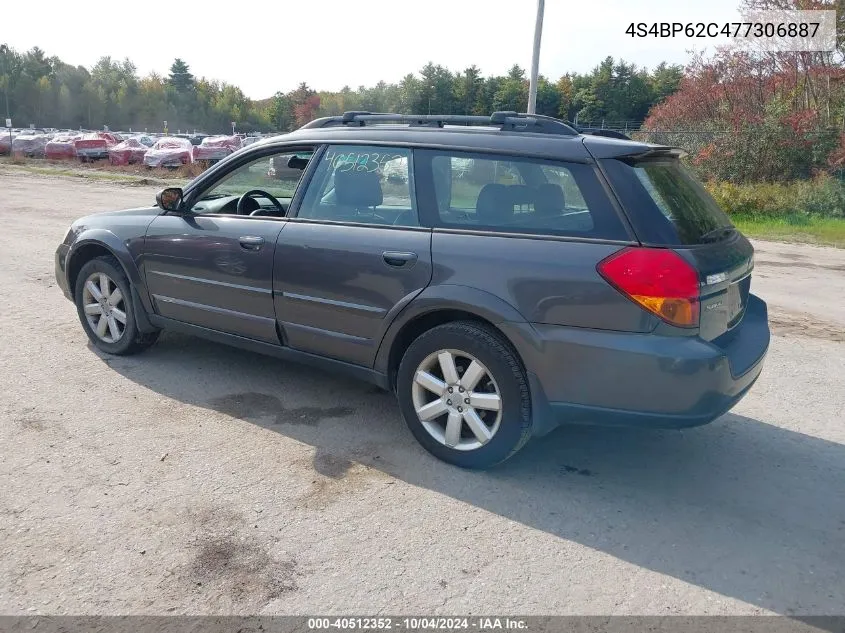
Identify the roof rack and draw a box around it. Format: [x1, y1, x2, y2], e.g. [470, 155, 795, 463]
[301, 111, 580, 136]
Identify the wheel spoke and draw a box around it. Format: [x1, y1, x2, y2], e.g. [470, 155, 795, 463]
[438, 351, 459, 384]
[99, 274, 110, 297]
[444, 411, 462, 447]
[85, 280, 103, 301]
[415, 370, 446, 396]
[469, 392, 501, 411]
[463, 408, 493, 444]
[107, 316, 121, 340]
[417, 399, 448, 421]
[460, 360, 485, 391]
[111, 307, 127, 324]
[96, 315, 109, 338]
[108, 288, 123, 306]
[84, 303, 102, 316]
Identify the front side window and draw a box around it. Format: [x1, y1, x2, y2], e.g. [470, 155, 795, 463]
[190, 149, 314, 216]
[296, 145, 417, 226]
[418, 149, 626, 239]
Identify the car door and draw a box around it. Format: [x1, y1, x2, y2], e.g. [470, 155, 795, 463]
[142, 147, 314, 344]
[274, 144, 433, 366]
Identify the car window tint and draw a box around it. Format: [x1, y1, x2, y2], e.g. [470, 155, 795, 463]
[296, 145, 418, 227]
[419, 149, 626, 239]
[602, 158, 733, 245]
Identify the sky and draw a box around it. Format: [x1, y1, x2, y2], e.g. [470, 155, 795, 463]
[3, 0, 743, 99]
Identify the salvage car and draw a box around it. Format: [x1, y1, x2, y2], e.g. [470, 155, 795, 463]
[55, 111, 770, 468]
[74, 132, 119, 161]
[143, 137, 193, 168]
[192, 135, 242, 162]
[12, 132, 51, 157]
[0, 132, 15, 155]
[45, 133, 82, 160]
[108, 138, 149, 165]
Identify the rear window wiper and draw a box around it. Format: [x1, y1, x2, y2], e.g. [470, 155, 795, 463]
[698, 226, 736, 243]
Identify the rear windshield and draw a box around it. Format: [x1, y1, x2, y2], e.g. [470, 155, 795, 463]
[602, 158, 733, 245]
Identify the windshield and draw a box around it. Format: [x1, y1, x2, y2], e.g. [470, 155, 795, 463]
[602, 158, 733, 245]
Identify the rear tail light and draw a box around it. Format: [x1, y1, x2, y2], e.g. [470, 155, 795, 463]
[598, 247, 700, 327]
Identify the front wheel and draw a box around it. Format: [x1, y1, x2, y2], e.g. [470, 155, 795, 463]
[74, 255, 160, 355]
[396, 321, 532, 468]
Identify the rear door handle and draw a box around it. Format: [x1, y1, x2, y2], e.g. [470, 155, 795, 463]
[239, 236, 265, 251]
[383, 251, 418, 268]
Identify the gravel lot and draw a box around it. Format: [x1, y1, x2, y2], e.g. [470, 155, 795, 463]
[1, 173, 843, 616]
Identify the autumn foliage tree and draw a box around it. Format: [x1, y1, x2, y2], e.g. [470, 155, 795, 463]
[644, 0, 845, 182]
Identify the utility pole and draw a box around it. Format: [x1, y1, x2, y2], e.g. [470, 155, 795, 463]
[0, 44, 11, 150]
[526, 0, 545, 114]
[0, 44, 9, 120]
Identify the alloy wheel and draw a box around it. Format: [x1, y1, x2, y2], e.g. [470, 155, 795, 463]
[411, 349, 503, 451]
[81, 272, 127, 343]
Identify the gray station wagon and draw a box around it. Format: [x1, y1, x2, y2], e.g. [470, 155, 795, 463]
[55, 112, 770, 468]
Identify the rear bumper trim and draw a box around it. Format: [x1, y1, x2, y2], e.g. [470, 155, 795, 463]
[543, 357, 763, 430]
[502, 294, 770, 436]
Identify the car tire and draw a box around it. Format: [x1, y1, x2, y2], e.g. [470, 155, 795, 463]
[74, 255, 160, 355]
[396, 321, 532, 469]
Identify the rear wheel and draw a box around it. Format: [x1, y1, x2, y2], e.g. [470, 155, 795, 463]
[396, 321, 532, 468]
[74, 255, 160, 355]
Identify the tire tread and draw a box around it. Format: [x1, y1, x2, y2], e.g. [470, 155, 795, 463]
[397, 320, 532, 468]
[75, 254, 159, 355]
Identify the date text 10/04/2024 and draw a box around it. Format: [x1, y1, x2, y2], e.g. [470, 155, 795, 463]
[307, 617, 529, 630]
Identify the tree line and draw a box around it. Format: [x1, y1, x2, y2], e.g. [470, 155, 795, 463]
[0, 44, 683, 134]
[8, 0, 842, 187]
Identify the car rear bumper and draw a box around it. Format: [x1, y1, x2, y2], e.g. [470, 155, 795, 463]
[502, 294, 770, 434]
[76, 148, 108, 159]
[55, 243, 71, 299]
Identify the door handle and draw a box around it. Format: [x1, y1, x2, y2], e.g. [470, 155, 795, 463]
[239, 236, 265, 251]
[383, 251, 418, 267]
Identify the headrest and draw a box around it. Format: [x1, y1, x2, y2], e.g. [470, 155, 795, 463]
[476, 183, 513, 225]
[508, 184, 534, 207]
[335, 170, 383, 208]
[534, 183, 565, 216]
[288, 155, 309, 170]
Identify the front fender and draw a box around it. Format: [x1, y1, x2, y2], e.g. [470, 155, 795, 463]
[373, 283, 529, 375]
[66, 229, 152, 314]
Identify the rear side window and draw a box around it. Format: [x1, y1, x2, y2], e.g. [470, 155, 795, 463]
[602, 158, 733, 245]
[415, 149, 628, 240]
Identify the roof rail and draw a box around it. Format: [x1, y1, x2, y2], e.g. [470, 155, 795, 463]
[300, 111, 580, 136]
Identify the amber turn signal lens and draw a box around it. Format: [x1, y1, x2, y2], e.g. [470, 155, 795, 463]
[632, 295, 699, 328]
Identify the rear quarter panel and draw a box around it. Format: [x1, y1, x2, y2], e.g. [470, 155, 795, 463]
[431, 231, 657, 332]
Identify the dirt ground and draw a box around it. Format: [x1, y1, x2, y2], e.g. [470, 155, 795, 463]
[0, 173, 843, 615]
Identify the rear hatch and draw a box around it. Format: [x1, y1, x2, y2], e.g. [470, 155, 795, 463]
[599, 152, 754, 341]
[74, 135, 109, 156]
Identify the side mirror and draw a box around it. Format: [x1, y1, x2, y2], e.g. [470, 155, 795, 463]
[156, 187, 184, 212]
